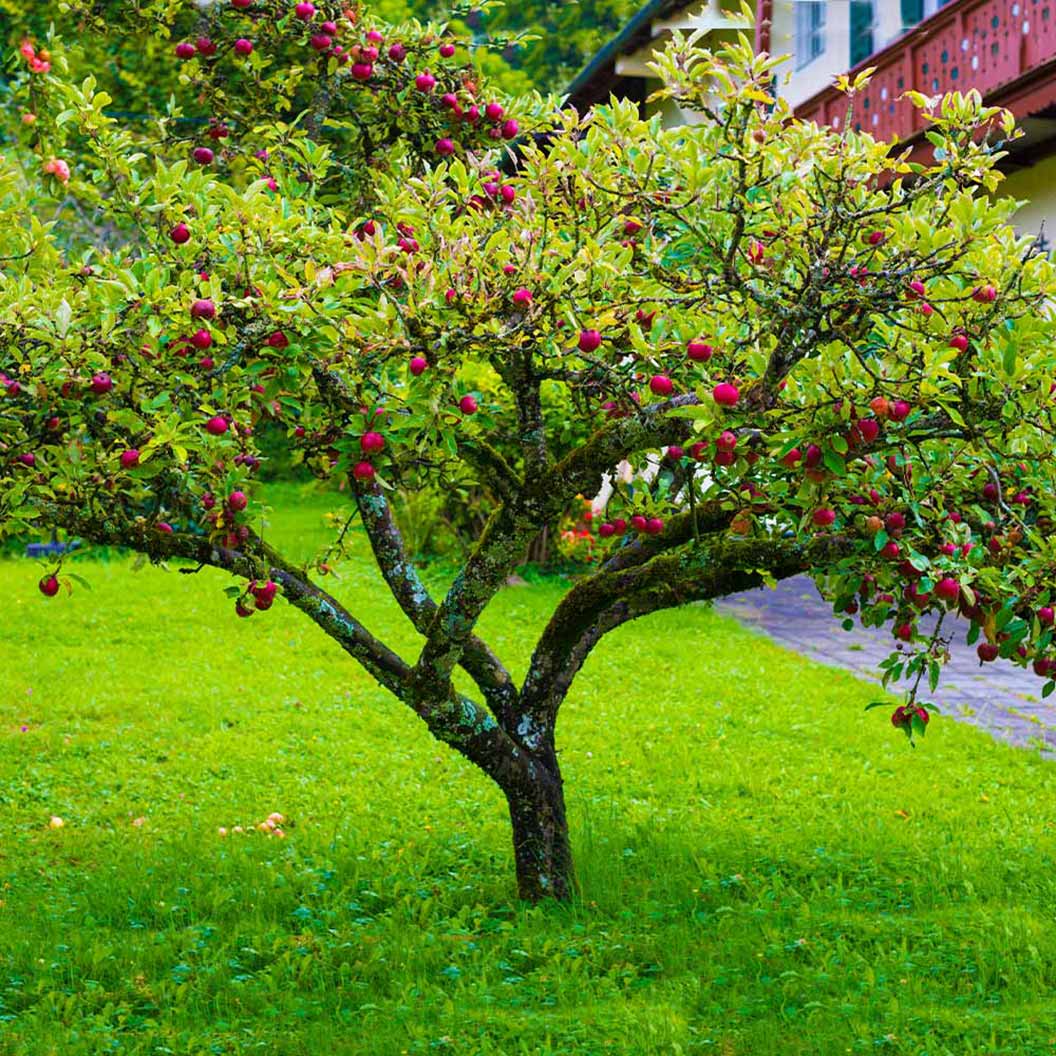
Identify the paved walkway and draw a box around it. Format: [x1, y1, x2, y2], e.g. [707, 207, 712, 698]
[718, 576, 1056, 756]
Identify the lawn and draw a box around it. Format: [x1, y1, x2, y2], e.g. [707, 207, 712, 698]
[2, 484, 1056, 1055]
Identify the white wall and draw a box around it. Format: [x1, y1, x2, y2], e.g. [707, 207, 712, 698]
[995, 153, 1056, 243]
[769, 0, 849, 111]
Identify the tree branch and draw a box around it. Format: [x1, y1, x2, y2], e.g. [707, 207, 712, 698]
[519, 533, 853, 726]
[353, 479, 520, 721]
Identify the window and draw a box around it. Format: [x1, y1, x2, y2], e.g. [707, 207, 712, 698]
[795, 1, 826, 69]
[900, 0, 953, 37]
[850, 0, 876, 67]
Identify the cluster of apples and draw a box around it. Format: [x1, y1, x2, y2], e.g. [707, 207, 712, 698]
[218, 810, 286, 838]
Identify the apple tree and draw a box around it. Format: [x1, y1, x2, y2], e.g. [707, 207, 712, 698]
[3, 3, 1056, 900]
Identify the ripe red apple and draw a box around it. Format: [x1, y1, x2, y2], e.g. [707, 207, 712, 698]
[972, 284, 997, 303]
[232, 0, 253, 7]
[196, 36, 217, 56]
[894, 623, 913, 642]
[712, 382, 739, 407]
[888, 400, 910, 422]
[780, 448, 801, 468]
[228, 490, 248, 512]
[907, 279, 926, 298]
[234, 38, 253, 56]
[982, 481, 999, 501]
[686, 340, 712, 362]
[294, 1, 316, 18]
[192, 147, 215, 166]
[512, 288, 532, 308]
[190, 298, 216, 320]
[578, 329, 602, 353]
[120, 449, 140, 469]
[501, 120, 519, 140]
[949, 333, 969, 353]
[190, 329, 212, 350]
[170, 222, 191, 244]
[867, 230, 885, 245]
[891, 704, 910, 726]
[351, 62, 373, 80]
[649, 375, 673, 397]
[415, 72, 436, 92]
[812, 508, 836, 527]
[881, 541, 900, 559]
[89, 372, 113, 395]
[934, 577, 960, 605]
[360, 431, 384, 454]
[205, 416, 229, 436]
[388, 42, 406, 61]
[667, 445, 684, 460]
[436, 137, 455, 156]
[716, 430, 737, 452]
[630, 514, 647, 532]
[485, 102, 504, 121]
[612, 518, 627, 533]
[1038, 606, 1055, 627]
[175, 42, 196, 59]
[884, 512, 905, 536]
[235, 599, 254, 618]
[353, 461, 375, 481]
[410, 356, 428, 376]
[598, 523, 616, 538]
[439, 42, 456, 58]
[977, 642, 999, 663]
[645, 517, 664, 535]
[39, 575, 60, 597]
[459, 395, 478, 415]
[310, 33, 332, 50]
[857, 418, 880, 443]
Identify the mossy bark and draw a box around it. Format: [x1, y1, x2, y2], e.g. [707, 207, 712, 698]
[505, 747, 574, 902]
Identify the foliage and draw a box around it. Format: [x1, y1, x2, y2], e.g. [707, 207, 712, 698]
[3, 6, 1056, 898]
[3, 491, 1056, 1053]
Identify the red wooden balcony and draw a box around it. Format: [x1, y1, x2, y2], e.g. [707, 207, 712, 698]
[794, 0, 1056, 148]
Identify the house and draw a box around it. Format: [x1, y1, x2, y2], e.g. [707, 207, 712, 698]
[566, 0, 1056, 239]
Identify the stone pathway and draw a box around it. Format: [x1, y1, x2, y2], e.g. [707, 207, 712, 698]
[718, 575, 1056, 756]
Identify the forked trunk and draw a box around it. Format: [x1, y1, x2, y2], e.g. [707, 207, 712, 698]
[505, 753, 575, 901]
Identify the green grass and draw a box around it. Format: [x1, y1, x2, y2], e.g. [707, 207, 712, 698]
[3, 484, 1056, 1055]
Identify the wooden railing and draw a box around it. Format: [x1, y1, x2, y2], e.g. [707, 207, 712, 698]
[795, 0, 1056, 141]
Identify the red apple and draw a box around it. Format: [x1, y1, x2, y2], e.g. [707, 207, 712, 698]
[712, 382, 739, 407]
[578, 329, 602, 353]
[360, 431, 384, 454]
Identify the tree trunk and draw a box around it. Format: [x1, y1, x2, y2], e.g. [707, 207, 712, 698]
[505, 754, 575, 901]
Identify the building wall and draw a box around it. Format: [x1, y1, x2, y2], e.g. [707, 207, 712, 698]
[768, 1, 912, 112]
[995, 154, 1056, 242]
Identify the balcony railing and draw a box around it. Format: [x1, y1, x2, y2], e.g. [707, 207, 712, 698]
[794, 0, 1056, 144]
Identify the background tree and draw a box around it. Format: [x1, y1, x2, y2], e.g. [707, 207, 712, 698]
[3, 3, 1056, 900]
